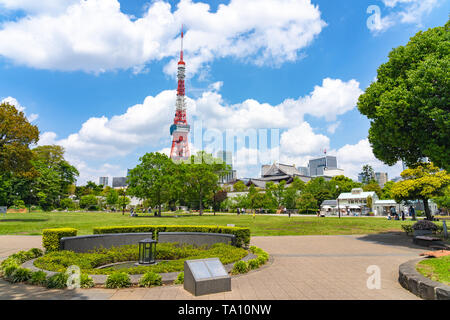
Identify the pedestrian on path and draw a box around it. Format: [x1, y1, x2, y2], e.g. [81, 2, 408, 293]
[237, 207, 240, 215]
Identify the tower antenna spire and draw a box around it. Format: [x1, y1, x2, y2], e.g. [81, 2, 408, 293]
[180, 24, 184, 61]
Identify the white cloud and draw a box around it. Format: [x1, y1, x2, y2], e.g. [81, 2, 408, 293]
[327, 121, 341, 134]
[0, 0, 326, 75]
[280, 123, 329, 157]
[370, 0, 440, 33]
[1, 96, 39, 122]
[0, 0, 77, 14]
[330, 139, 403, 180]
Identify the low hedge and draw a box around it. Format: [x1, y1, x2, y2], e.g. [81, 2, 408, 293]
[93, 225, 251, 248]
[42, 228, 78, 252]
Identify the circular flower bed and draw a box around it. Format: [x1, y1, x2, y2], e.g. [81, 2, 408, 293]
[33, 243, 248, 275]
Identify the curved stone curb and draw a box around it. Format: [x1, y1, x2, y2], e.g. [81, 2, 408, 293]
[399, 258, 450, 300]
[21, 253, 258, 286]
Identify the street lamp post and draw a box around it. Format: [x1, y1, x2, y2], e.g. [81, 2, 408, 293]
[336, 185, 340, 219]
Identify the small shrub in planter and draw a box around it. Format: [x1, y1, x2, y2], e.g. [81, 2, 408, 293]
[401, 225, 414, 235]
[412, 220, 438, 231]
[139, 272, 162, 287]
[10, 267, 32, 283]
[232, 261, 248, 274]
[29, 248, 44, 259]
[80, 274, 95, 288]
[105, 272, 131, 289]
[46, 273, 68, 289]
[3, 264, 18, 279]
[28, 271, 47, 286]
[174, 272, 184, 285]
[247, 259, 259, 270]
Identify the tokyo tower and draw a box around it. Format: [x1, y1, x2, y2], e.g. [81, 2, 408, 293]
[169, 26, 190, 161]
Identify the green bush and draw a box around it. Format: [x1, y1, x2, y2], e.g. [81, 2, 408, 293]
[174, 272, 184, 285]
[28, 271, 47, 286]
[34, 243, 247, 276]
[3, 264, 19, 279]
[10, 267, 32, 283]
[232, 261, 248, 274]
[29, 248, 44, 259]
[46, 273, 68, 289]
[42, 228, 78, 252]
[93, 225, 251, 248]
[105, 272, 131, 289]
[139, 272, 162, 287]
[402, 225, 414, 235]
[80, 273, 95, 288]
[247, 259, 259, 270]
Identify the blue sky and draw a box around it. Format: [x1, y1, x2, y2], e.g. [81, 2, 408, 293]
[0, 0, 448, 184]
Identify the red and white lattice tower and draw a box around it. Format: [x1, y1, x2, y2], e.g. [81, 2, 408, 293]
[170, 26, 190, 161]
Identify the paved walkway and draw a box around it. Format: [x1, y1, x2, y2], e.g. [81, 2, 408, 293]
[0, 233, 424, 300]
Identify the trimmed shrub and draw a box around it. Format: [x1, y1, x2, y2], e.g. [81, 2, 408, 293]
[232, 261, 248, 274]
[174, 272, 184, 285]
[3, 264, 19, 279]
[105, 272, 131, 289]
[80, 273, 95, 288]
[139, 272, 162, 287]
[401, 225, 414, 235]
[412, 220, 438, 231]
[28, 271, 47, 286]
[93, 225, 251, 248]
[29, 248, 44, 259]
[42, 228, 78, 252]
[10, 267, 32, 283]
[247, 259, 259, 270]
[46, 272, 68, 289]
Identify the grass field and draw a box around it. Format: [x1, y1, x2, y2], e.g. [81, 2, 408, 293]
[417, 256, 450, 286]
[0, 211, 419, 236]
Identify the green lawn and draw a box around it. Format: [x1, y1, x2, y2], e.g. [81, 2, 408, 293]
[417, 256, 450, 286]
[0, 211, 417, 236]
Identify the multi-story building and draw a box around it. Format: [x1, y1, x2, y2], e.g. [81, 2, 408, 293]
[112, 177, 127, 189]
[99, 177, 109, 187]
[216, 151, 237, 184]
[308, 156, 338, 177]
[375, 172, 388, 188]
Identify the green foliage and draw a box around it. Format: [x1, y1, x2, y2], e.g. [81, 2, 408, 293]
[233, 181, 247, 192]
[10, 267, 32, 283]
[3, 264, 19, 279]
[28, 271, 47, 286]
[363, 183, 382, 199]
[401, 224, 414, 236]
[35, 243, 247, 276]
[42, 228, 77, 252]
[79, 194, 99, 211]
[0, 101, 39, 178]
[359, 165, 376, 185]
[392, 163, 450, 219]
[139, 271, 162, 287]
[60, 198, 75, 210]
[105, 272, 131, 289]
[80, 273, 95, 288]
[46, 273, 68, 289]
[247, 259, 259, 270]
[93, 225, 251, 248]
[231, 260, 248, 274]
[381, 181, 395, 200]
[174, 272, 184, 284]
[357, 21, 450, 170]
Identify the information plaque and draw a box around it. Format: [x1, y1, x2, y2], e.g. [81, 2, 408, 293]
[184, 258, 231, 296]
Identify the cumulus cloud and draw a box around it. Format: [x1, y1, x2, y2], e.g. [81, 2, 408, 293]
[0, 0, 78, 14]
[0, 0, 326, 75]
[369, 0, 440, 33]
[1, 96, 39, 122]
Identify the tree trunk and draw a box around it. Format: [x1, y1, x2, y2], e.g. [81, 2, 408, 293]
[423, 198, 432, 220]
[158, 204, 162, 217]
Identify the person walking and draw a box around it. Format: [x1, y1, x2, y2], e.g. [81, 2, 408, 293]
[401, 210, 405, 221]
[237, 207, 240, 215]
[410, 205, 416, 220]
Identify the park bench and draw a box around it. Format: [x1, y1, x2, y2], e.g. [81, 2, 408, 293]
[413, 235, 445, 247]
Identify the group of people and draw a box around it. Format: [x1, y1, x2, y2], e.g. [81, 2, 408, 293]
[236, 208, 246, 215]
[387, 205, 416, 221]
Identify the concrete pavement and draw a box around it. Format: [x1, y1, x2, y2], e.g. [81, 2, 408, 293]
[0, 233, 424, 300]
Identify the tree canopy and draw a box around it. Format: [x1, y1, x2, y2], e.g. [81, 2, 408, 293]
[0, 102, 39, 178]
[391, 163, 450, 220]
[357, 21, 450, 170]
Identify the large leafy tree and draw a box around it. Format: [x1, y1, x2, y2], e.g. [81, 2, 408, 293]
[304, 177, 333, 208]
[391, 163, 450, 220]
[357, 21, 450, 170]
[0, 102, 40, 178]
[184, 152, 228, 215]
[127, 152, 175, 216]
[359, 165, 376, 185]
